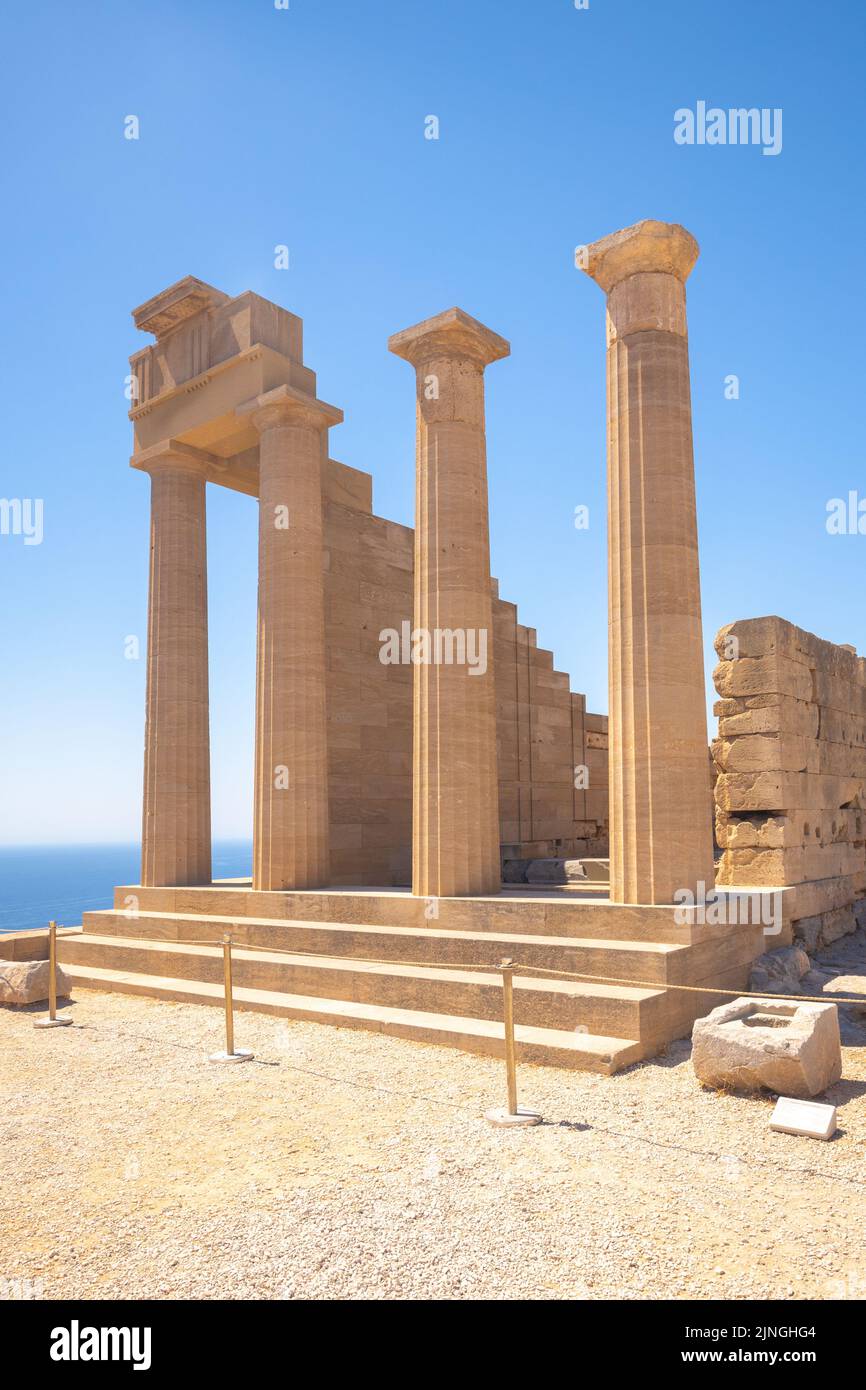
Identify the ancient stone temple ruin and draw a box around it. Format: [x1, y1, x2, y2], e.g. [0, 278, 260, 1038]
[56, 220, 866, 1072]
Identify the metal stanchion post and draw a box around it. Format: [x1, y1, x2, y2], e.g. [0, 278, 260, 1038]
[209, 934, 253, 1064]
[485, 958, 541, 1127]
[34, 921, 73, 1029]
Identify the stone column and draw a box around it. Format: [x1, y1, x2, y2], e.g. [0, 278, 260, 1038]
[240, 384, 342, 891]
[580, 220, 714, 904]
[141, 446, 212, 887]
[389, 308, 508, 898]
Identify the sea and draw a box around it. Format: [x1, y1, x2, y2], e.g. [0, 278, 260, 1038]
[0, 841, 253, 935]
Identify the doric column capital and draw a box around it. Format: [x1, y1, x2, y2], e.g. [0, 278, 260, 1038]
[580, 219, 699, 293]
[133, 439, 215, 479]
[238, 383, 343, 436]
[580, 220, 699, 343]
[388, 307, 510, 371]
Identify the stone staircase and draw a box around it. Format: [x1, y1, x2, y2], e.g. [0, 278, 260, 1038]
[56, 884, 768, 1074]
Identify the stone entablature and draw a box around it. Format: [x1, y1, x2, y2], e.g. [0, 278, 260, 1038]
[130, 276, 306, 407]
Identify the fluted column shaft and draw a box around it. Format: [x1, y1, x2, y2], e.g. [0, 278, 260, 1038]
[246, 388, 340, 890]
[389, 309, 509, 898]
[141, 459, 211, 887]
[582, 221, 714, 904]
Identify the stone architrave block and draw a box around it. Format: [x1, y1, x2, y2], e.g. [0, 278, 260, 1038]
[0, 960, 72, 1006]
[691, 997, 842, 1098]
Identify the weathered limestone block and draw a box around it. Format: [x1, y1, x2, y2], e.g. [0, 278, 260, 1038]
[783, 875, 863, 923]
[824, 976, 866, 1014]
[713, 734, 813, 774]
[692, 998, 842, 1098]
[717, 697, 819, 740]
[501, 859, 530, 884]
[817, 742, 866, 779]
[715, 618, 797, 662]
[792, 914, 825, 953]
[716, 771, 864, 813]
[525, 858, 590, 884]
[749, 945, 810, 995]
[797, 906, 864, 951]
[813, 671, 866, 718]
[818, 706, 866, 746]
[816, 904, 858, 945]
[714, 810, 826, 851]
[714, 617, 865, 954]
[718, 844, 865, 887]
[717, 618, 861, 680]
[713, 655, 814, 703]
[0, 960, 71, 1006]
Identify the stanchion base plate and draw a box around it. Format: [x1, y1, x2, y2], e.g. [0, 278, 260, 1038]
[34, 1017, 74, 1029]
[208, 1050, 254, 1064]
[485, 1106, 543, 1128]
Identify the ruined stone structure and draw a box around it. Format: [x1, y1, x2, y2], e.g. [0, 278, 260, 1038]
[56, 221, 776, 1072]
[127, 280, 608, 890]
[713, 616, 866, 950]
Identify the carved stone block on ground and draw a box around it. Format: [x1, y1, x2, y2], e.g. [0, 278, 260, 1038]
[692, 997, 841, 1098]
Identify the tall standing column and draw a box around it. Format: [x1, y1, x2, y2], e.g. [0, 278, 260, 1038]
[141, 448, 212, 887]
[581, 220, 714, 904]
[241, 384, 342, 891]
[389, 308, 508, 898]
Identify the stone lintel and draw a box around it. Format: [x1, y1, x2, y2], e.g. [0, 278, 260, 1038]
[581, 219, 699, 294]
[388, 306, 510, 368]
[131, 439, 219, 478]
[237, 383, 343, 433]
[133, 276, 230, 339]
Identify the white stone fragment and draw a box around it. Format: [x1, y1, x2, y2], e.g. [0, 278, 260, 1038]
[770, 1096, 837, 1141]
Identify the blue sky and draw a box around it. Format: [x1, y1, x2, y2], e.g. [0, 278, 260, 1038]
[1, 0, 864, 844]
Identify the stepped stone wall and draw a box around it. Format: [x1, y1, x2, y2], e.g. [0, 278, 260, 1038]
[323, 459, 608, 886]
[712, 616, 866, 950]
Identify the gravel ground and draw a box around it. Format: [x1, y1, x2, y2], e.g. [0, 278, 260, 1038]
[2, 988, 866, 1301]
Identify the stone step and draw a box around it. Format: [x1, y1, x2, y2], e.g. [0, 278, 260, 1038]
[61, 962, 648, 1074]
[81, 909, 686, 983]
[110, 884, 745, 945]
[58, 932, 667, 1038]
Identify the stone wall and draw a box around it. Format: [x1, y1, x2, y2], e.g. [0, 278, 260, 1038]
[323, 459, 608, 886]
[712, 616, 866, 950]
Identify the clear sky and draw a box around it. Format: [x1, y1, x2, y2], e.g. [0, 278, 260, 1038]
[1, 0, 864, 844]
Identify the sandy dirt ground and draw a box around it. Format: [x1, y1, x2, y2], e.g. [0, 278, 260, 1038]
[2, 988, 866, 1301]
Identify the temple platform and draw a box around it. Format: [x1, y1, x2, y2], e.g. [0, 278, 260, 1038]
[55, 884, 787, 1073]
